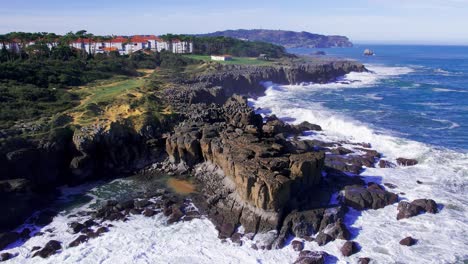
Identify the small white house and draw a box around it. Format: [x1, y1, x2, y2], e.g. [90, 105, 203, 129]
[211, 55, 233, 61]
[172, 39, 193, 54]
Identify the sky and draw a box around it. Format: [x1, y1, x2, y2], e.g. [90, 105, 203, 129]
[1, 0, 468, 45]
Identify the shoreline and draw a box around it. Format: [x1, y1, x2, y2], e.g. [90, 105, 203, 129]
[0, 58, 454, 263]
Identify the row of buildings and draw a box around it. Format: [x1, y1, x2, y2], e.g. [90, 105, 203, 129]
[1, 35, 193, 55]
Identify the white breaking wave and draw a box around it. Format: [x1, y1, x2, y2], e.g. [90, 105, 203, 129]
[249, 66, 468, 263]
[433, 88, 467, 93]
[3, 64, 467, 264]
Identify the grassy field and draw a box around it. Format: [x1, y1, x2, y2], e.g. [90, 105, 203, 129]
[184, 55, 274, 66]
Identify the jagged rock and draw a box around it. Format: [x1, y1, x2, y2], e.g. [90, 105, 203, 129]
[291, 240, 304, 251]
[399, 236, 417, 246]
[32, 240, 61, 258]
[342, 183, 398, 210]
[397, 199, 438, 220]
[316, 219, 350, 245]
[0, 232, 20, 250]
[396, 158, 418, 166]
[83, 219, 97, 227]
[167, 206, 184, 224]
[294, 250, 328, 264]
[69, 235, 88, 247]
[379, 160, 396, 168]
[134, 199, 150, 208]
[330, 147, 353, 155]
[231, 233, 243, 246]
[68, 222, 85, 234]
[341, 241, 359, 256]
[116, 200, 134, 211]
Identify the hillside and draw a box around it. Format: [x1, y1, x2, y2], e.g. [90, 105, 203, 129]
[198, 29, 353, 48]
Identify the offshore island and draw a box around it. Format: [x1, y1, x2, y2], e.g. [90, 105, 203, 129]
[0, 30, 439, 263]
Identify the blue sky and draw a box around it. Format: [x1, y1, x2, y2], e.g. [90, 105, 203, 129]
[1, 0, 468, 44]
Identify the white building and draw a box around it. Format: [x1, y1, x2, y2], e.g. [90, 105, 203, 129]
[172, 39, 193, 54]
[211, 55, 233, 61]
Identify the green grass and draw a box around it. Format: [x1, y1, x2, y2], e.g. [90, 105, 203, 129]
[85, 78, 145, 105]
[184, 55, 274, 66]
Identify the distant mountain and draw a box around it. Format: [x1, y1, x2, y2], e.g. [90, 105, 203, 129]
[198, 29, 353, 48]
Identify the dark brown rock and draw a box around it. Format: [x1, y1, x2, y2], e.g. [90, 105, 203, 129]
[32, 240, 61, 258]
[294, 250, 328, 264]
[0, 252, 13, 262]
[343, 184, 398, 210]
[167, 206, 184, 224]
[291, 240, 304, 251]
[69, 235, 88, 247]
[95, 227, 108, 235]
[143, 209, 155, 217]
[68, 222, 85, 234]
[341, 241, 359, 256]
[397, 199, 438, 220]
[399, 236, 417, 246]
[396, 158, 418, 166]
[358, 257, 371, 264]
[379, 160, 396, 168]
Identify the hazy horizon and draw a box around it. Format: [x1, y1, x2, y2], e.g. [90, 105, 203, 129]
[1, 0, 468, 45]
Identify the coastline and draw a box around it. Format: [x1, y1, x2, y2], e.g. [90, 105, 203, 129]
[1, 58, 461, 263]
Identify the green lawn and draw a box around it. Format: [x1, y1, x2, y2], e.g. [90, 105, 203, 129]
[185, 55, 274, 66]
[87, 78, 144, 105]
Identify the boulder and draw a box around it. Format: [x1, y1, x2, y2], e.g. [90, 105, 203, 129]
[397, 199, 437, 220]
[396, 158, 418, 166]
[342, 184, 398, 210]
[143, 209, 155, 217]
[32, 240, 61, 258]
[294, 250, 328, 264]
[330, 147, 353, 155]
[291, 240, 304, 251]
[69, 235, 88, 247]
[399, 236, 417, 246]
[341, 241, 359, 256]
[294, 121, 322, 132]
[379, 160, 396, 168]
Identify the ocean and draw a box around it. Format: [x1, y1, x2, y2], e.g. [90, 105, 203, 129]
[4, 45, 468, 263]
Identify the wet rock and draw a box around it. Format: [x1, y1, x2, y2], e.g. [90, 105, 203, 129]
[396, 158, 418, 166]
[384, 183, 397, 189]
[291, 240, 304, 251]
[379, 160, 396, 168]
[341, 241, 359, 256]
[342, 184, 398, 210]
[69, 235, 88, 247]
[143, 209, 155, 217]
[84, 219, 97, 227]
[0, 252, 13, 262]
[330, 147, 353, 155]
[95, 227, 108, 235]
[416, 180, 423, 184]
[134, 199, 150, 208]
[315, 232, 333, 246]
[31, 246, 41, 251]
[68, 222, 85, 234]
[116, 200, 134, 211]
[294, 121, 322, 132]
[358, 257, 371, 264]
[32, 240, 61, 258]
[399, 236, 416, 246]
[294, 250, 328, 264]
[0, 232, 20, 250]
[167, 206, 184, 224]
[34, 209, 57, 226]
[231, 233, 243, 246]
[129, 208, 143, 215]
[397, 199, 437, 220]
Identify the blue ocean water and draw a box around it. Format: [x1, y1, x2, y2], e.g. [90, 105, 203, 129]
[289, 45, 468, 152]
